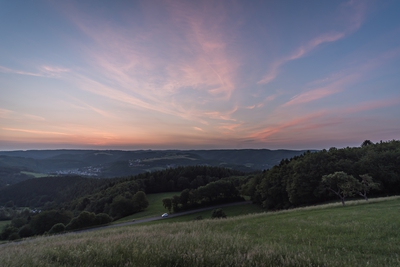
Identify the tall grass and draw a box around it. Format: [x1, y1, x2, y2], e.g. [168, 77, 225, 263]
[1, 197, 399, 266]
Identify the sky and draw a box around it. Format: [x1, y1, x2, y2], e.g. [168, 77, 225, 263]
[1, 0, 400, 151]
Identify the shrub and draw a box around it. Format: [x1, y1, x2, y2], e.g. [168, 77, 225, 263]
[211, 209, 227, 219]
[66, 211, 96, 231]
[0, 225, 18, 240]
[8, 232, 20, 241]
[11, 217, 27, 228]
[48, 223, 66, 235]
[95, 213, 112, 225]
[18, 224, 33, 238]
[30, 210, 73, 235]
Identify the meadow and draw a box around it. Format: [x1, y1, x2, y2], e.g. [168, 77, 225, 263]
[1, 197, 399, 267]
[113, 192, 181, 223]
[20, 171, 50, 178]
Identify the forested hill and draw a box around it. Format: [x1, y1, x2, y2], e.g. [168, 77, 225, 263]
[245, 140, 400, 210]
[0, 165, 244, 210]
[0, 149, 310, 186]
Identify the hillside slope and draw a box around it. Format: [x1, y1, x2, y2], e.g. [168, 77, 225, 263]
[1, 197, 399, 267]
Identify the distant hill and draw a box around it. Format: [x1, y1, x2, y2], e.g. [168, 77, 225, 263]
[0, 149, 312, 186]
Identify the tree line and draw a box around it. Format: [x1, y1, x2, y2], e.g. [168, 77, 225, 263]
[245, 140, 400, 210]
[0, 165, 245, 240]
[162, 179, 244, 213]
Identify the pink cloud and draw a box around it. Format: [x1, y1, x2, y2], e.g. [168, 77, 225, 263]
[24, 114, 46, 121]
[3, 127, 71, 136]
[193, 127, 204, 132]
[282, 73, 359, 107]
[249, 111, 329, 141]
[0, 108, 13, 118]
[60, 0, 240, 131]
[203, 106, 238, 121]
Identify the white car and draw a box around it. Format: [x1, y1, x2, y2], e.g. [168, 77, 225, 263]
[162, 213, 169, 218]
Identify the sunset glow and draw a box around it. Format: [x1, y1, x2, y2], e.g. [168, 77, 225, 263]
[1, 0, 400, 150]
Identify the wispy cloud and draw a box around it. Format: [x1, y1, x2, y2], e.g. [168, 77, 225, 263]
[249, 111, 329, 141]
[219, 123, 242, 132]
[0, 65, 69, 78]
[61, 0, 240, 129]
[24, 114, 46, 121]
[258, 0, 368, 85]
[41, 66, 70, 77]
[0, 108, 13, 118]
[3, 127, 72, 136]
[282, 73, 359, 107]
[0, 66, 43, 77]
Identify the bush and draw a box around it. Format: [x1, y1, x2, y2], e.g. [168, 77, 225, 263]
[48, 223, 65, 234]
[30, 210, 73, 235]
[8, 232, 20, 241]
[18, 224, 33, 238]
[11, 217, 27, 228]
[66, 211, 96, 231]
[95, 213, 112, 225]
[193, 215, 203, 221]
[211, 209, 227, 219]
[0, 225, 18, 240]
[110, 196, 134, 218]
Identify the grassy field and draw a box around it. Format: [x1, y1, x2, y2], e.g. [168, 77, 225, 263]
[20, 171, 50, 178]
[153, 202, 264, 224]
[113, 192, 181, 223]
[114, 192, 263, 224]
[1, 197, 399, 266]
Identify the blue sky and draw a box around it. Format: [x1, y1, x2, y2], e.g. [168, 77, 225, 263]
[1, 0, 400, 150]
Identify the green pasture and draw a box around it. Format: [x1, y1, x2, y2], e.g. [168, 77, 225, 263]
[154, 202, 264, 224]
[20, 171, 49, 178]
[1, 197, 399, 266]
[141, 154, 196, 162]
[113, 192, 180, 223]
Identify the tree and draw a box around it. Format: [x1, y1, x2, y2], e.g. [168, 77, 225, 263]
[361, 140, 373, 147]
[171, 195, 181, 212]
[132, 191, 149, 212]
[110, 195, 134, 218]
[18, 224, 33, 238]
[30, 210, 72, 235]
[179, 189, 190, 208]
[65, 211, 96, 230]
[211, 208, 227, 219]
[357, 174, 380, 201]
[94, 213, 112, 225]
[11, 217, 27, 228]
[0, 224, 18, 240]
[320, 172, 361, 206]
[162, 198, 172, 213]
[5, 201, 14, 208]
[48, 223, 65, 234]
